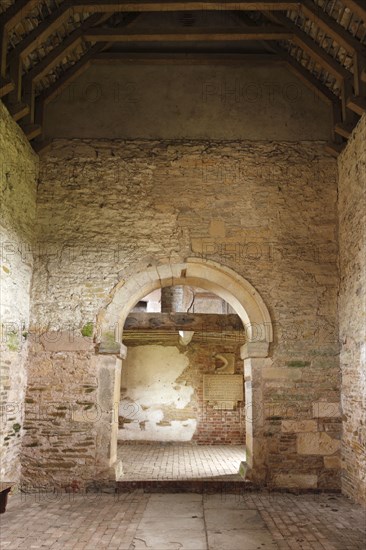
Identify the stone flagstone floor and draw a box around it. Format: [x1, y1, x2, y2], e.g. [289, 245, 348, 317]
[1, 491, 365, 549]
[117, 443, 245, 480]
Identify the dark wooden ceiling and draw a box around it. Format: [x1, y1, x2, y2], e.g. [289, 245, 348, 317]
[1, 1, 365, 155]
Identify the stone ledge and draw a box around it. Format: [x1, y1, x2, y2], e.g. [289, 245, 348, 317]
[240, 342, 270, 360]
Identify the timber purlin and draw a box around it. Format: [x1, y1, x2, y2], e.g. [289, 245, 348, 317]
[0, 0, 364, 154]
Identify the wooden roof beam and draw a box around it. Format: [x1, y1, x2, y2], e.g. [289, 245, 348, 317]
[324, 142, 346, 158]
[264, 10, 359, 128]
[265, 12, 352, 82]
[0, 76, 14, 97]
[0, 1, 41, 75]
[92, 52, 282, 64]
[334, 121, 357, 139]
[347, 95, 366, 116]
[124, 313, 243, 332]
[20, 14, 133, 124]
[5, 101, 30, 122]
[7, 9, 139, 66]
[275, 48, 337, 105]
[354, 51, 366, 97]
[271, 43, 344, 143]
[32, 42, 107, 142]
[73, 1, 301, 13]
[8, 13, 137, 126]
[37, 42, 108, 107]
[300, 0, 366, 55]
[0, 1, 41, 30]
[20, 123, 42, 141]
[84, 27, 293, 42]
[341, 1, 366, 24]
[7, 5, 74, 64]
[23, 13, 106, 88]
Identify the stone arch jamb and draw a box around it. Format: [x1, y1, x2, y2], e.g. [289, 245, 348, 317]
[96, 258, 273, 483]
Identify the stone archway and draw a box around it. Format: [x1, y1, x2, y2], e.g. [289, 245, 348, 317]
[95, 258, 273, 483]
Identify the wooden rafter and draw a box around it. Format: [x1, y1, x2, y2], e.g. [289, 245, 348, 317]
[20, 123, 42, 141]
[272, 46, 337, 105]
[334, 122, 355, 139]
[262, 8, 362, 134]
[73, 1, 301, 13]
[324, 141, 346, 158]
[263, 12, 352, 82]
[0, 76, 14, 97]
[347, 95, 366, 116]
[285, 4, 366, 99]
[37, 43, 108, 107]
[8, 5, 75, 64]
[21, 13, 108, 122]
[341, 0, 366, 24]
[92, 52, 282, 64]
[6, 101, 30, 121]
[300, 0, 366, 55]
[30, 44, 106, 141]
[353, 50, 366, 97]
[84, 26, 293, 42]
[0, 1, 40, 76]
[25, 15, 104, 84]
[271, 43, 345, 146]
[0, 0, 364, 149]
[0, 0, 41, 30]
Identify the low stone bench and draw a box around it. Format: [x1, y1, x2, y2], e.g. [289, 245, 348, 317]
[0, 482, 14, 513]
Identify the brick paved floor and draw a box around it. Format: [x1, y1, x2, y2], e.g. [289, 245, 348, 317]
[117, 444, 246, 480]
[1, 491, 365, 549]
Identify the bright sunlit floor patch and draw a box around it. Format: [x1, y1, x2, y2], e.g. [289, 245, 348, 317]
[117, 443, 246, 481]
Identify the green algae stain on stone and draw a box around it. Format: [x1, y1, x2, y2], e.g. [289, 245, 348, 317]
[286, 361, 310, 368]
[81, 322, 93, 337]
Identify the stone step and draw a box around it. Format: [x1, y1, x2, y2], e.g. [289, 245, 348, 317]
[116, 478, 255, 493]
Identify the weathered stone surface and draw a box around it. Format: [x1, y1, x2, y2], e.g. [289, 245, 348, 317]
[338, 113, 366, 505]
[0, 100, 38, 483]
[261, 367, 303, 380]
[312, 401, 341, 418]
[281, 420, 318, 433]
[21, 138, 341, 488]
[297, 432, 341, 456]
[272, 473, 318, 489]
[324, 455, 341, 470]
[39, 331, 94, 352]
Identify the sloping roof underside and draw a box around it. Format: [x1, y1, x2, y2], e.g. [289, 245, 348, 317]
[0, 1, 365, 154]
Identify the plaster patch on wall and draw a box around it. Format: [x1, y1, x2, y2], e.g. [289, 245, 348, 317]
[119, 345, 196, 441]
[119, 419, 197, 441]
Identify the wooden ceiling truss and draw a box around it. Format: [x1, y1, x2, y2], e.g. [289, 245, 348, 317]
[0, 0, 365, 156]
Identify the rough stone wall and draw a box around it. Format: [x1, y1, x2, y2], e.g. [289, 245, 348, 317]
[21, 333, 107, 491]
[338, 114, 366, 505]
[119, 340, 244, 445]
[0, 100, 38, 483]
[24, 138, 341, 489]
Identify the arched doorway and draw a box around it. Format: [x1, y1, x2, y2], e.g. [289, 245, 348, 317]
[95, 258, 273, 484]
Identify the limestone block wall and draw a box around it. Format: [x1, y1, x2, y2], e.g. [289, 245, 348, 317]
[0, 100, 38, 483]
[24, 138, 341, 489]
[119, 341, 244, 445]
[338, 114, 366, 505]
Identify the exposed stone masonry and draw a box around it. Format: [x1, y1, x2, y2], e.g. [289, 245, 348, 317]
[19, 138, 342, 491]
[338, 114, 366, 505]
[0, 101, 38, 483]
